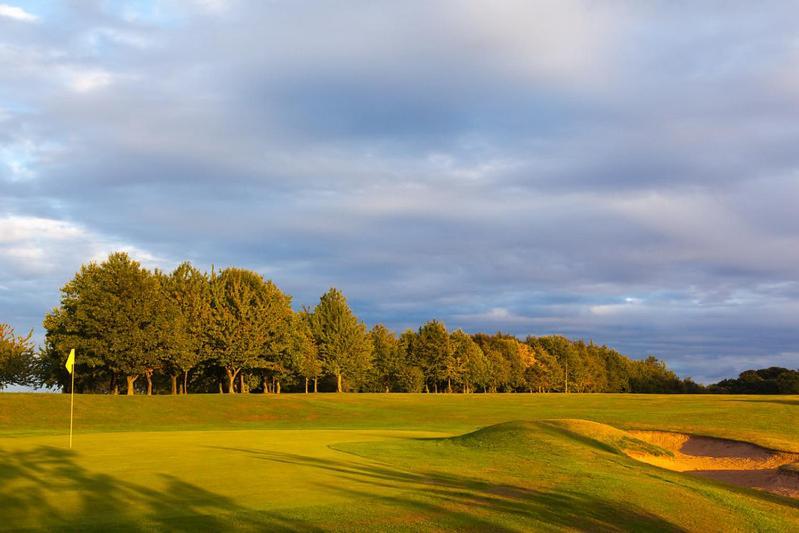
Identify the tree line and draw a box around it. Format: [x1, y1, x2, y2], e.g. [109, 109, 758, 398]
[1, 252, 782, 395]
[708, 367, 799, 394]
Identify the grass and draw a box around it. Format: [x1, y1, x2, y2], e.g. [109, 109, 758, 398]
[1, 393, 798, 530]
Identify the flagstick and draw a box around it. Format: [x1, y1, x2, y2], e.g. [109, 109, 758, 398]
[69, 367, 75, 449]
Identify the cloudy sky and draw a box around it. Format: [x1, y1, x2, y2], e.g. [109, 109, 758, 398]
[2, 1, 798, 383]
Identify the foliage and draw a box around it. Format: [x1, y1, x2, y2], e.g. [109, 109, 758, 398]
[0, 324, 34, 389]
[308, 289, 373, 392]
[27, 252, 781, 395]
[208, 268, 292, 393]
[710, 367, 799, 394]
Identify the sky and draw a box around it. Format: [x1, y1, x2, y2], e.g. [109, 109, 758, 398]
[1, 1, 798, 384]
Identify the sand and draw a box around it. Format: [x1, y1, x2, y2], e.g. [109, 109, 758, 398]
[626, 430, 799, 499]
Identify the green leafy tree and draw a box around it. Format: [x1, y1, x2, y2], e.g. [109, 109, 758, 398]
[209, 268, 292, 394]
[42, 253, 164, 395]
[461, 335, 489, 393]
[414, 320, 451, 393]
[446, 330, 474, 392]
[289, 312, 321, 393]
[308, 288, 373, 392]
[0, 324, 34, 389]
[258, 284, 294, 394]
[485, 348, 511, 392]
[396, 329, 423, 392]
[369, 324, 403, 392]
[161, 263, 212, 394]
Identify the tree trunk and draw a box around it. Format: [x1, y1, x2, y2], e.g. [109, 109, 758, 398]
[313, 377, 318, 393]
[276, 381, 281, 394]
[170, 374, 178, 395]
[145, 369, 153, 396]
[240, 372, 247, 394]
[183, 370, 189, 395]
[126, 375, 138, 396]
[226, 368, 239, 394]
[336, 372, 343, 393]
[434, 383, 438, 394]
[447, 378, 452, 393]
[305, 377, 309, 394]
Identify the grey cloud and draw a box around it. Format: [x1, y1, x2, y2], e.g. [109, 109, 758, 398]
[1, 1, 799, 383]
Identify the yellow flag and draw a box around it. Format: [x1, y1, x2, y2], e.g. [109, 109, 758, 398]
[65, 349, 75, 374]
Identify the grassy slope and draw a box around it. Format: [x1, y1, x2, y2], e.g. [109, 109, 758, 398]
[2, 393, 799, 531]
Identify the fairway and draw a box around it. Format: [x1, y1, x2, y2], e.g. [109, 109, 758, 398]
[2, 394, 799, 531]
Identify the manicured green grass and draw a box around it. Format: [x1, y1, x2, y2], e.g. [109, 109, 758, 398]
[1, 393, 798, 530]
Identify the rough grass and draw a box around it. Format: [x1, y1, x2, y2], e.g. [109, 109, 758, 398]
[2, 393, 799, 531]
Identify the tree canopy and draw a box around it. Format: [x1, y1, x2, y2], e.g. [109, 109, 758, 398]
[24, 252, 767, 395]
[0, 323, 34, 389]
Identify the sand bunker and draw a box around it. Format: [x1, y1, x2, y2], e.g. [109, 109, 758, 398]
[626, 430, 799, 499]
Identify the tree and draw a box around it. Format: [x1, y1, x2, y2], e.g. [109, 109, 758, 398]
[396, 329, 423, 392]
[42, 253, 165, 395]
[485, 349, 511, 392]
[370, 324, 402, 392]
[461, 335, 489, 393]
[524, 344, 561, 392]
[161, 263, 212, 394]
[308, 288, 373, 392]
[290, 313, 321, 393]
[0, 324, 34, 389]
[209, 268, 292, 394]
[447, 330, 475, 392]
[534, 335, 581, 393]
[253, 280, 294, 395]
[414, 320, 451, 393]
[490, 336, 528, 391]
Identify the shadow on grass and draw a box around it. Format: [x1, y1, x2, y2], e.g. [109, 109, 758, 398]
[730, 399, 799, 407]
[0, 446, 322, 532]
[208, 446, 686, 532]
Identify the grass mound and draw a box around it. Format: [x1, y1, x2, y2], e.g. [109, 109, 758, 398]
[452, 419, 672, 457]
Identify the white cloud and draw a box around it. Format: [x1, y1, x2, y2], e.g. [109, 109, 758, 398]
[192, 0, 232, 14]
[65, 68, 114, 93]
[0, 4, 37, 22]
[0, 215, 167, 277]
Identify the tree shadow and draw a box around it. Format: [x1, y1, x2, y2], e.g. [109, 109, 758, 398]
[0, 445, 322, 531]
[729, 399, 799, 407]
[207, 446, 686, 531]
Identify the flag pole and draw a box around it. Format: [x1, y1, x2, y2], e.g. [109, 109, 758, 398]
[69, 364, 75, 449]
